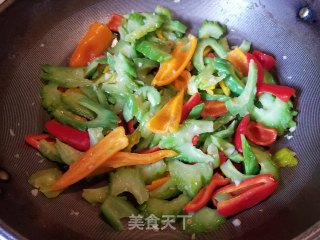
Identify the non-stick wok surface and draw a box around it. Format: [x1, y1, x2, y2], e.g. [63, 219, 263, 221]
[0, 0, 320, 239]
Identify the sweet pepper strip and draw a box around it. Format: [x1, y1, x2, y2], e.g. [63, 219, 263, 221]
[181, 92, 202, 123]
[212, 174, 278, 217]
[50, 127, 128, 191]
[218, 151, 228, 166]
[152, 34, 197, 87]
[127, 119, 135, 134]
[69, 22, 113, 67]
[227, 48, 248, 75]
[146, 175, 170, 191]
[219, 81, 230, 96]
[245, 121, 278, 146]
[257, 83, 296, 102]
[146, 89, 185, 134]
[25, 134, 54, 149]
[45, 119, 90, 151]
[138, 145, 161, 154]
[183, 173, 230, 213]
[234, 114, 250, 153]
[107, 14, 123, 32]
[96, 150, 177, 169]
[172, 70, 191, 90]
[252, 50, 276, 71]
[241, 134, 259, 175]
[200, 100, 228, 118]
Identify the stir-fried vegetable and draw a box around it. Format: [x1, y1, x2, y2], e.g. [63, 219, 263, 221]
[25, 5, 298, 235]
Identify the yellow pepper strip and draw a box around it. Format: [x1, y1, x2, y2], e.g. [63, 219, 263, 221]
[203, 46, 212, 56]
[152, 34, 197, 87]
[155, 29, 165, 40]
[124, 129, 141, 152]
[64, 88, 82, 94]
[146, 175, 170, 191]
[73, 115, 87, 122]
[146, 89, 185, 134]
[219, 80, 231, 96]
[103, 65, 110, 73]
[97, 150, 177, 169]
[50, 127, 128, 191]
[227, 47, 248, 75]
[172, 70, 191, 90]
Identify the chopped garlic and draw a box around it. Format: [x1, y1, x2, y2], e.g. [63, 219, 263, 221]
[70, 209, 80, 216]
[111, 38, 118, 48]
[289, 126, 296, 132]
[232, 218, 241, 227]
[9, 129, 15, 137]
[31, 189, 39, 197]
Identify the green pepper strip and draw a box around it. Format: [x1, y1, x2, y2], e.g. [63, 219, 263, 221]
[241, 135, 259, 175]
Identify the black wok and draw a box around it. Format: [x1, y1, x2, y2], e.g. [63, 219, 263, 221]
[0, 0, 320, 239]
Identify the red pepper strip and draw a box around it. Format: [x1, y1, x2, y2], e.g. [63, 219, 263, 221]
[138, 145, 161, 154]
[200, 100, 228, 118]
[207, 52, 215, 59]
[245, 121, 278, 146]
[212, 174, 278, 217]
[181, 93, 202, 123]
[192, 135, 199, 145]
[218, 151, 228, 166]
[247, 53, 264, 85]
[58, 87, 67, 93]
[45, 120, 90, 151]
[25, 134, 54, 150]
[107, 14, 123, 32]
[257, 83, 296, 102]
[183, 173, 230, 213]
[118, 114, 126, 128]
[127, 119, 135, 134]
[234, 114, 250, 153]
[252, 50, 276, 71]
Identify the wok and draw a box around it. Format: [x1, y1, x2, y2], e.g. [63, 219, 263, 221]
[0, 0, 320, 239]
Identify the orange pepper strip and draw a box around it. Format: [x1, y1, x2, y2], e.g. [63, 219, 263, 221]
[146, 89, 185, 134]
[172, 70, 191, 90]
[152, 34, 197, 87]
[227, 47, 248, 75]
[88, 167, 114, 178]
[50, 127, 128, 191]
[146, 176, 170, 191]
[95, 150, 177, 170]
[69, 22, 113, 67]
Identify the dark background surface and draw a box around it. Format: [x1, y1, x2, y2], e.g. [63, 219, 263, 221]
[0, 0, 320, 239]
